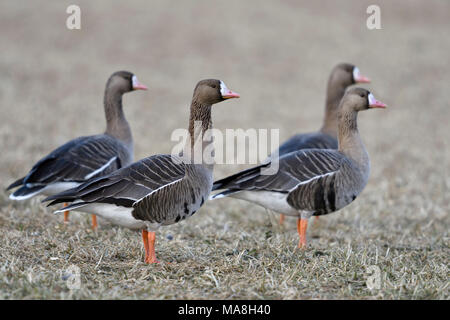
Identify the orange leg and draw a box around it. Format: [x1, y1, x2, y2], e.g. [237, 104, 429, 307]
[142, 230, 150, 261]
[296, 218, 308, 249]
[91, 215, 98, 230]
[279, 214, 285, 225]
[63, 203, 70, 224]
[142, 230, 159, 264]
[147, 231, 158, 263]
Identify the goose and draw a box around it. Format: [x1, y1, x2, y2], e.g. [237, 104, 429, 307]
[271, 63, 370, 224]
[7, 71, 147, 229]
[274, 63, 370, 157]
[211, 88, 386, 248]
[43, 79, 240, 263]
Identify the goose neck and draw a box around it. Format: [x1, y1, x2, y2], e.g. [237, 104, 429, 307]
[337, 110, 368, 170]
[320, 81, 347, 138]
[104, 89, 132, 146]
[182, 100, 214, 170]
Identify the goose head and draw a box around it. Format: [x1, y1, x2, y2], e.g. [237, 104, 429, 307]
[330, 63, 371, 88]
[342, 87, 387, 112]
[193, 79, 240, 105]
[106, 71, 148, 95]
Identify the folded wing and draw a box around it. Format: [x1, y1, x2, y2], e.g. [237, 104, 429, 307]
[213, 149, 345, 197]
[45, 154, 186, 210]
[8, 135, 128, 191]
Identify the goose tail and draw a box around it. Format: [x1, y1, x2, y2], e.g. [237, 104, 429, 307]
[209, 189, 240, 200]
[6, 177, 26, 191]
[53, 201, 88, 214]
[9, 185, 45, 201]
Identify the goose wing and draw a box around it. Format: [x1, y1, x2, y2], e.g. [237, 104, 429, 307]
[213, 149, 345, 195]
[8, 135, 127, 190]
[45, 154, 186, 210]
[274, 132, 338, 158]
[7, 136, 85, 190]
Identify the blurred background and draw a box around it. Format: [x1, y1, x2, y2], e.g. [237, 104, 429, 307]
[1, 1, 449, 177]
[0, 1, 448, 299]
[1, 1, 449, 181]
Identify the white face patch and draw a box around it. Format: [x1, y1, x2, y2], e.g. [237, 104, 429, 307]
[368, 92, 376, 105]
[220, 80, 229, 97]
[132, 75, 139, 88]
[353, 67, 360, 81]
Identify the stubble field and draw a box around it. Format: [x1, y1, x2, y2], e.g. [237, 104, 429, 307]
[0, 0, 448, 299]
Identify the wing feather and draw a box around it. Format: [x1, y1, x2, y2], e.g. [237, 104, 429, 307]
[213, 149, 345, 194]
[17, 135, 126, 188]
[44, 154, 186, 209]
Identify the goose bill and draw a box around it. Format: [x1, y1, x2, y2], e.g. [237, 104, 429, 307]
[220, 80, 240, 99]
[368, 93, 387, 108]
[353, 67, 371, 83]
[132, 75, 148, 90]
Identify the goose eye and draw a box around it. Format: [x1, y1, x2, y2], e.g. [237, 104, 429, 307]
[360, 93, 365, 98]
[211, 85, 217, 89]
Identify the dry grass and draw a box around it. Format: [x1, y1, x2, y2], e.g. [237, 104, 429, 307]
[0, 1, 449, 299]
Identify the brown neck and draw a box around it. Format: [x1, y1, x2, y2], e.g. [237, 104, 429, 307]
[182, 100, 214, 167]
[104, 88, 132, 146]
[337, 109, 368, 168]
[320, 79, 348, 138]
[188, 100, 212, 144]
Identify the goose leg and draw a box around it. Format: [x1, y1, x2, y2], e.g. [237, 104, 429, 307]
[142, 230, 159, 264]
[147, 231, 159, 264]
[279, 214, 285, 225]
[91, 215, 98, 230]
[297, 218, 308, 248]
[63, 203, 70, 224]
[142, 230, 150, 263]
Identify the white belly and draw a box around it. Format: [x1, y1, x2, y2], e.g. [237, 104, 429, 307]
[73, 203, 148, 230]
[232, 191, 299, 216]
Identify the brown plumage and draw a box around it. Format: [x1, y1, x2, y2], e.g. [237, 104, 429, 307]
[44, 79, 240, 264]
[104, 71, 142, 145]
[272, 63, 370, 158]
[267, 63, 370, 225]
[212, 87, 386, 248]
[7, 71, 147, 228]
[7, 71, 146, 201]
